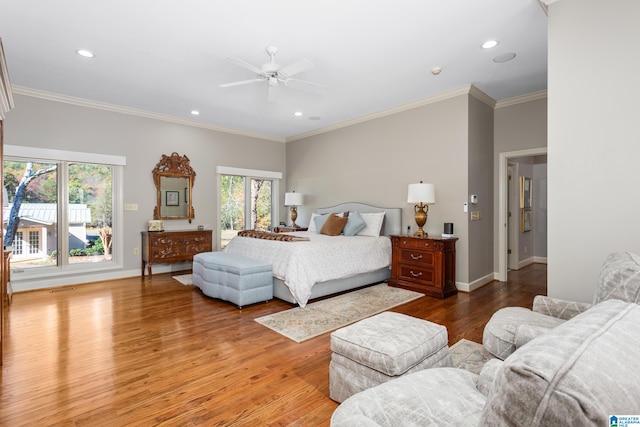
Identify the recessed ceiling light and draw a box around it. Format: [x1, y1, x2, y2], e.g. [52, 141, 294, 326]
[294, 111, 303, 117]
[190, 110, 200, 116]
[431, 67, 442, 75]
[308, 116, 321, 121]
[76, 49, 95, 58]
[482, 40, 499, 49]
[493, 52, 517, 63]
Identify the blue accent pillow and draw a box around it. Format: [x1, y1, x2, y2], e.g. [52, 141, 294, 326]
[313, 213, 331, 233]
[343, 211, 367, 236]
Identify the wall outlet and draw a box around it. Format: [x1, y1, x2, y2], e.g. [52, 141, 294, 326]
[133, 247, 140, 255]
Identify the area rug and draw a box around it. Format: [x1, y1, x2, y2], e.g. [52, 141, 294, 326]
[173, 274, 193, 285]
[254, 284, 423, 343]
[450, 338, 494, 374]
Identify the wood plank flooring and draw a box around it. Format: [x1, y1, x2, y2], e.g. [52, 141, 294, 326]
[0, 264, 546, 426]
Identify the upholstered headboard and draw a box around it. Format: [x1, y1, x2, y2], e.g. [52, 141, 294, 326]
[316, 203, 402, 236]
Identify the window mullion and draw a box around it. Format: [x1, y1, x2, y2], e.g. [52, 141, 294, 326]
[58, 161, 69, 267]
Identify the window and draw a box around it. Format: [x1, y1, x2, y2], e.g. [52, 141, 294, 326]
[217, 166, 282, 249]
[13, 231, 23, 255]
[3, 145, 124, 277]
[28, 231, 39, 254]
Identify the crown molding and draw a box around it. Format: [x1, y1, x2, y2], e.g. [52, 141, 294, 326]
[13, 84, 546, 144]
[11, 86, 285, 143]
[286, 85, 494, 142]
[495, 90, 547, 109]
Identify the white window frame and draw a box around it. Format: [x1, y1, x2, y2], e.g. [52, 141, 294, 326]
[4, 145, 125, 281]
[216, 166, 282, 251]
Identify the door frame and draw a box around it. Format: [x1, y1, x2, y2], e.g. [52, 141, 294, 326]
[498, 147, 547, 282]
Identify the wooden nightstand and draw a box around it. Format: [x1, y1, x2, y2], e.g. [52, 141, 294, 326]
[273, 226, 308, 233]
[389, 235, 458, 299]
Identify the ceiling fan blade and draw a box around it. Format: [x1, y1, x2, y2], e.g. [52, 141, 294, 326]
[219, 78, 265, 88]
[226, 57, 264, 75]
[286, 77, 324, 89]
[278, 58, 314, 78]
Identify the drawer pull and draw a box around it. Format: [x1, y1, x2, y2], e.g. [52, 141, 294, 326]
[410, 253, 423, 260]
[424, 243, 430, 247]
[409, 270, 423, 277]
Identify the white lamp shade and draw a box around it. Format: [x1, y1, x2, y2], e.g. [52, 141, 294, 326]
[284, 192, 303, 206]
[407, 182, 435, 204]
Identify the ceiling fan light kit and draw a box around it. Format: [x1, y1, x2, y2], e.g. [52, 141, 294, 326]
[220, 46, 321, 101]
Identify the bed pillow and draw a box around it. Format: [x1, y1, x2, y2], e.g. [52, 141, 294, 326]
[320, 214, 348, 236]
[357, 212, 386, 237]
[312, 213, 331, 233]
[343, 211, 367, 236]
[307, 213, 320, 233]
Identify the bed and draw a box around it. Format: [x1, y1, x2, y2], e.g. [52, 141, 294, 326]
[223, 202, 402, 307]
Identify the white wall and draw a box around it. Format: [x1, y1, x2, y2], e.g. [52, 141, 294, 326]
[548, 0, 640, 301]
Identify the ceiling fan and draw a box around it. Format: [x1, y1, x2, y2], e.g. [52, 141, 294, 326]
[219, 46, 321, 101]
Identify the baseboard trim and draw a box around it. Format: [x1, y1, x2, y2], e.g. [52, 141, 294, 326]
[456, 272, 495, 293]
[10, 262, 193, 293]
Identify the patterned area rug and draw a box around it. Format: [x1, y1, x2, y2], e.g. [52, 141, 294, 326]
[450, 338, 494, 374]
[254, 284, 423, 343]
[173, 274, 193, 285]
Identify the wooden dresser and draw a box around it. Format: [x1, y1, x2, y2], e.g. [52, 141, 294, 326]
[141, 229, 213, 277]
[389, 235, 458, 299]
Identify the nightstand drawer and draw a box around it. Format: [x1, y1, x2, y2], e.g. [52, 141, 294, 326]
[397, 264, 436, 287]
[399, 248, 435, 266]
[396, 237, 436, 250]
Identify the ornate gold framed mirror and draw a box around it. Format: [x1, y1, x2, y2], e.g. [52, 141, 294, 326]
[152, 152, 195, 222]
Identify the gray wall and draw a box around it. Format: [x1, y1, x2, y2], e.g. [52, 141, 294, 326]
[547, 0, 640, 302]
[287, 93, 474, 283]
[467, 95, 494, 283]
[5, 94, 285, 288]
[493, 97, 547, 272]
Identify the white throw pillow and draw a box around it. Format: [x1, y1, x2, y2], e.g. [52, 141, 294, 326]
[357, 212, 385, 237]
[307, 213, 320, 233]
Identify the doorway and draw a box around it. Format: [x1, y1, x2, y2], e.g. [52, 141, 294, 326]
[498, 148, 547, 282]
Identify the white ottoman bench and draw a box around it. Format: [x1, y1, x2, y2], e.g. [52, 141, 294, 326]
[193, 252, 273, 309]
[329, 311, 452, 403]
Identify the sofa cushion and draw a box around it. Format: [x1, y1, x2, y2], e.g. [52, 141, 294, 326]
[482, 306, 564, 359]
[594, 251, 640, 304]
[480, 299, 640, 426]
[331, 368, 485, 427]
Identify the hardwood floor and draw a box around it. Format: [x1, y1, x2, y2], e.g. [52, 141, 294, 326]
[0, 264, 546, 426]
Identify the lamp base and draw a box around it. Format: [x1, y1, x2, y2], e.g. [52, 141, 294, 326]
[413, 229, 428, 238]
[290, 206, 299, 228]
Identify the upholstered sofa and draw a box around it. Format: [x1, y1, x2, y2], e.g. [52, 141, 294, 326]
[331, 298, 640, 426]
[483, 251, 640, 359]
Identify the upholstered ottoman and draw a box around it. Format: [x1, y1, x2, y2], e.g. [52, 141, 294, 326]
[193, 252, 273, 309]
[329, 311, 452, 403]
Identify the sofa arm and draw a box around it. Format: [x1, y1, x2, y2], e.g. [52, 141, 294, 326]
[477, 358, 503, 397]
[532, 295, 592, 320]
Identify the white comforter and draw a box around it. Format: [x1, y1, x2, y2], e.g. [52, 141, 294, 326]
[223, 231, 391, 307]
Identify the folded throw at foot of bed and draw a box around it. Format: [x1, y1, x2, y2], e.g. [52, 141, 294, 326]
[237, 230, 310, 242]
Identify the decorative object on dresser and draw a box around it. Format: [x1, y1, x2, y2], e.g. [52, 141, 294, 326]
[407, 181, 435, 237]
[284, 191, 303, 228]
[147, 220, 164, 232]
[141, 229, 212, 277]
[389, 235, 458, 299]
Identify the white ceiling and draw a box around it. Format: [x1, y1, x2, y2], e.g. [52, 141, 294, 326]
[0, 0, 548, 141]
